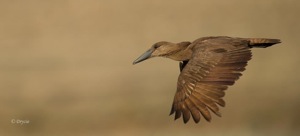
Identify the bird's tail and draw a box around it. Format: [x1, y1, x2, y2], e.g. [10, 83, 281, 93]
[248, 38, 281, 48]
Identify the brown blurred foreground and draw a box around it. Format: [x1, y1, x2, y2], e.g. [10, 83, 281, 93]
[0, 0, 300, 136]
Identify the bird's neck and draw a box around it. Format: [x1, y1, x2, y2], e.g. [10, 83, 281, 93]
[167, 42, 192, 61]
[167, 49, 192, 61]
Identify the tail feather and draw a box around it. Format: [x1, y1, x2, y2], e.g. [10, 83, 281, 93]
[248, 38, 281, 48]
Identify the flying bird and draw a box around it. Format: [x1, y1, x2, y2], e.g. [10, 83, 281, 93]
[133, 36, 281, 123]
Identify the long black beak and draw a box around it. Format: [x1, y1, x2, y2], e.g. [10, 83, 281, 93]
[133, 48, 154, 65]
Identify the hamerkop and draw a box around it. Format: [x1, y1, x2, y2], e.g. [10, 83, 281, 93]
[133, 36, 281, 123]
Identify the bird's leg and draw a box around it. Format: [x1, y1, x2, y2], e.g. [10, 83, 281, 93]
[179, 60, 189, 72]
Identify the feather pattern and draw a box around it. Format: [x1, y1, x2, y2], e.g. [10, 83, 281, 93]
[170, 37, 254, 123]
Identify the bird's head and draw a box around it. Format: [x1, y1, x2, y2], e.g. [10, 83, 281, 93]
[133, 41, 191, 64]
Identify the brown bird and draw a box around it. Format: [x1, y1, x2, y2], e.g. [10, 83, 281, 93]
[133, 36, 281, 123]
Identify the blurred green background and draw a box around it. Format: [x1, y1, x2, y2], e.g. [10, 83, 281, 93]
[0, 0, 299, 135]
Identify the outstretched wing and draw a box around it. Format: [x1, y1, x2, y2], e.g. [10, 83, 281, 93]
[169, 39, 252, 123]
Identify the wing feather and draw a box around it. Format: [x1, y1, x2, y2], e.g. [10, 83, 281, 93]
[170, 38, 252, 123]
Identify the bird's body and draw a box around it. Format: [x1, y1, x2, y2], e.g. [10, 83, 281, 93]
[133, 36, 281, 123]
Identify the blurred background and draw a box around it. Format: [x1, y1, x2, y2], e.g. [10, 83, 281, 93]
[0, 0, 299, 135]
